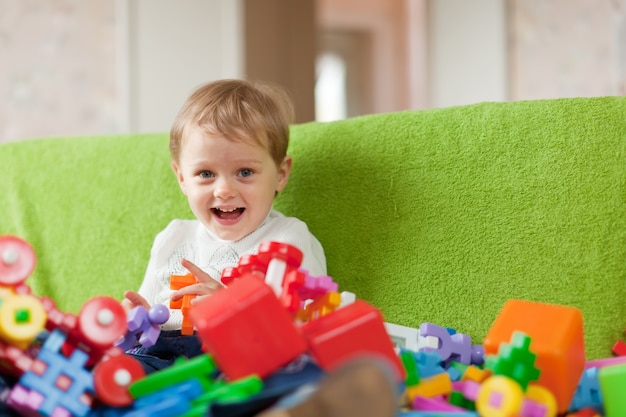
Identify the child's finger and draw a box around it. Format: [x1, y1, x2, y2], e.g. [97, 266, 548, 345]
[180, 258, 215, 283]
[171, 282, 222, 301]
[122, 290, 150, 310]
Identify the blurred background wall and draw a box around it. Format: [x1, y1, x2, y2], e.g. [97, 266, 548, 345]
[1, 0, 624, 143]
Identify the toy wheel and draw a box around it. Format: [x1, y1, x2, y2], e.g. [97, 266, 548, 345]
[93, 355, 145, 406]
[0, 236, 36, 286]
[78, 296, 127, 348]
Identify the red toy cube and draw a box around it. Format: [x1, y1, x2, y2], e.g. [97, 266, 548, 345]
[189, 275, 307, 380]
[300, 300, 405, 381]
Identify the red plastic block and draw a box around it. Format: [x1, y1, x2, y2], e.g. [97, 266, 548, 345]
[300, 300, 405, 381]
[189, 275, 307, 380]
[612, 339, 626, 356]
[483, 299, 585, 414]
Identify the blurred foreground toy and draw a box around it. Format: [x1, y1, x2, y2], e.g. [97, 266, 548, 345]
[4, 235, 626, 417]
[115, 304, 169, 351]
[0, 235, 146, 416]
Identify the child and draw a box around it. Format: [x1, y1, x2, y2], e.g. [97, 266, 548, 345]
[121, 79, 327, 372]
[120, 79, 398, 417]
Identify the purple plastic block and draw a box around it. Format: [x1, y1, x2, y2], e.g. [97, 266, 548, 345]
[116, 305, 169, 351]
[420, 323, 473, 365]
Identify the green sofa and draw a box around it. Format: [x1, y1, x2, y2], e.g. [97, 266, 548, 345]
[1, 96, 624, 361]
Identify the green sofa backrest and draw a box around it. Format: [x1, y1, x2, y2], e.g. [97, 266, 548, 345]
[1, 97, 624, 359]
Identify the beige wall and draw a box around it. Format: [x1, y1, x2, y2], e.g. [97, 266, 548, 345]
[508, 0, 626, 100]
[0, 0, 118, 143]
[1, 0, 625, 142]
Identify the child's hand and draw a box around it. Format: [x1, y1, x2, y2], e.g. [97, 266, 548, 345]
[121, 290, 150, 312]
[171, 258, 224, 304]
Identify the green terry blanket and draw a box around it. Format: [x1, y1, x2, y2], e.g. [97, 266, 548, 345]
[1, 96, 625, 360]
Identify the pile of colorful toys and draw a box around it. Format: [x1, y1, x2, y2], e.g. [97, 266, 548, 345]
[0, 234, 624, 417]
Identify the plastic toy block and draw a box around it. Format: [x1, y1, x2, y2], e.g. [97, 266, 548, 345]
[220, 253, 269, 286]
[611, 339, 626, 356]
[400, 349, 420, 387]
[475, 375, 524, 417]
[300, 273, 338, 299]
[190, 374, 263, 414]
[170, 273, 197, 336]
[129, 354, 216, 398]
[462, 365, 491, 383]
[220, 266, 241, 286]
[115, 304, 169, 351]
[398, 411, 479, 416]
[129, 379, 203, 417]
[569, 367, 603, 413]
[41, 297, 79, 335]
[280, 269, 308, 314]
[297, 291, 341, 322]
[339, 290, 356, 307]
[258, 241, 303, 296]
[0, 340, 34, 376]
[483, 299, 585, 413]
[385, 322, 420, 351]
[585, 355, 626, 369]
[67, 296, 128, 366]
[0, 291, 47, 350]
[300, 299, 405, 381]
[236, 253, 270, 277]
[93, 354, 146, 407]
[449, 382, 477, 411]
[9, 329, 94, 417]
[189, 275, 307, 380]
[564, 408, 601, 417]
[453, 380, 481, 401]
[418, 323, 483, 367]
[405, 372, 452, 400]
[412, 350, 446, 378]
[523, 383, 558, 417]
[598, 362, 626, 417]
[412, 395, 467, 412]
[484, 331, 540, 390]
[0, 235, 36, 287]
[446, 362, 463, 381]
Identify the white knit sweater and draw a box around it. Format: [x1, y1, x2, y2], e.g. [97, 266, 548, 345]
[137, 210, 327, 330]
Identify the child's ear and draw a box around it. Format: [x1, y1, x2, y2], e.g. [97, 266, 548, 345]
[171, 160, 187, 194]
[276, 156, 292, 193]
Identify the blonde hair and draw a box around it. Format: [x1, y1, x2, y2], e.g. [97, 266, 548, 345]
[170, 79, 295, 166]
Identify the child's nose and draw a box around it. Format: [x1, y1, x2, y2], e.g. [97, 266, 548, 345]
[214, 177, 237, 199]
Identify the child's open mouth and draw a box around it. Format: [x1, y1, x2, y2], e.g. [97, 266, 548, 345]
[212, 207, 245, 220]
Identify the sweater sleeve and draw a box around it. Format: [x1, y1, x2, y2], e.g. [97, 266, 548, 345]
[137, 221, 178, 306]
[138, 220, 192, 330]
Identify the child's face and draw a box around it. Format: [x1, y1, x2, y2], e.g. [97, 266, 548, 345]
[172, 128, 291, 241]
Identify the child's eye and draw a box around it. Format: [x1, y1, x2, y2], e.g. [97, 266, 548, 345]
[198, 171, 214, 179]
[239, 169, 253, 178]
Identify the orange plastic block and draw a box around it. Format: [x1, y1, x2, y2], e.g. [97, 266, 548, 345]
[483, 299, 585, 414]
[297, 291, 341, 322]
[170, 274, 197, 336]
[462, 365, 491, 383]
[405, 372, 452, 401]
